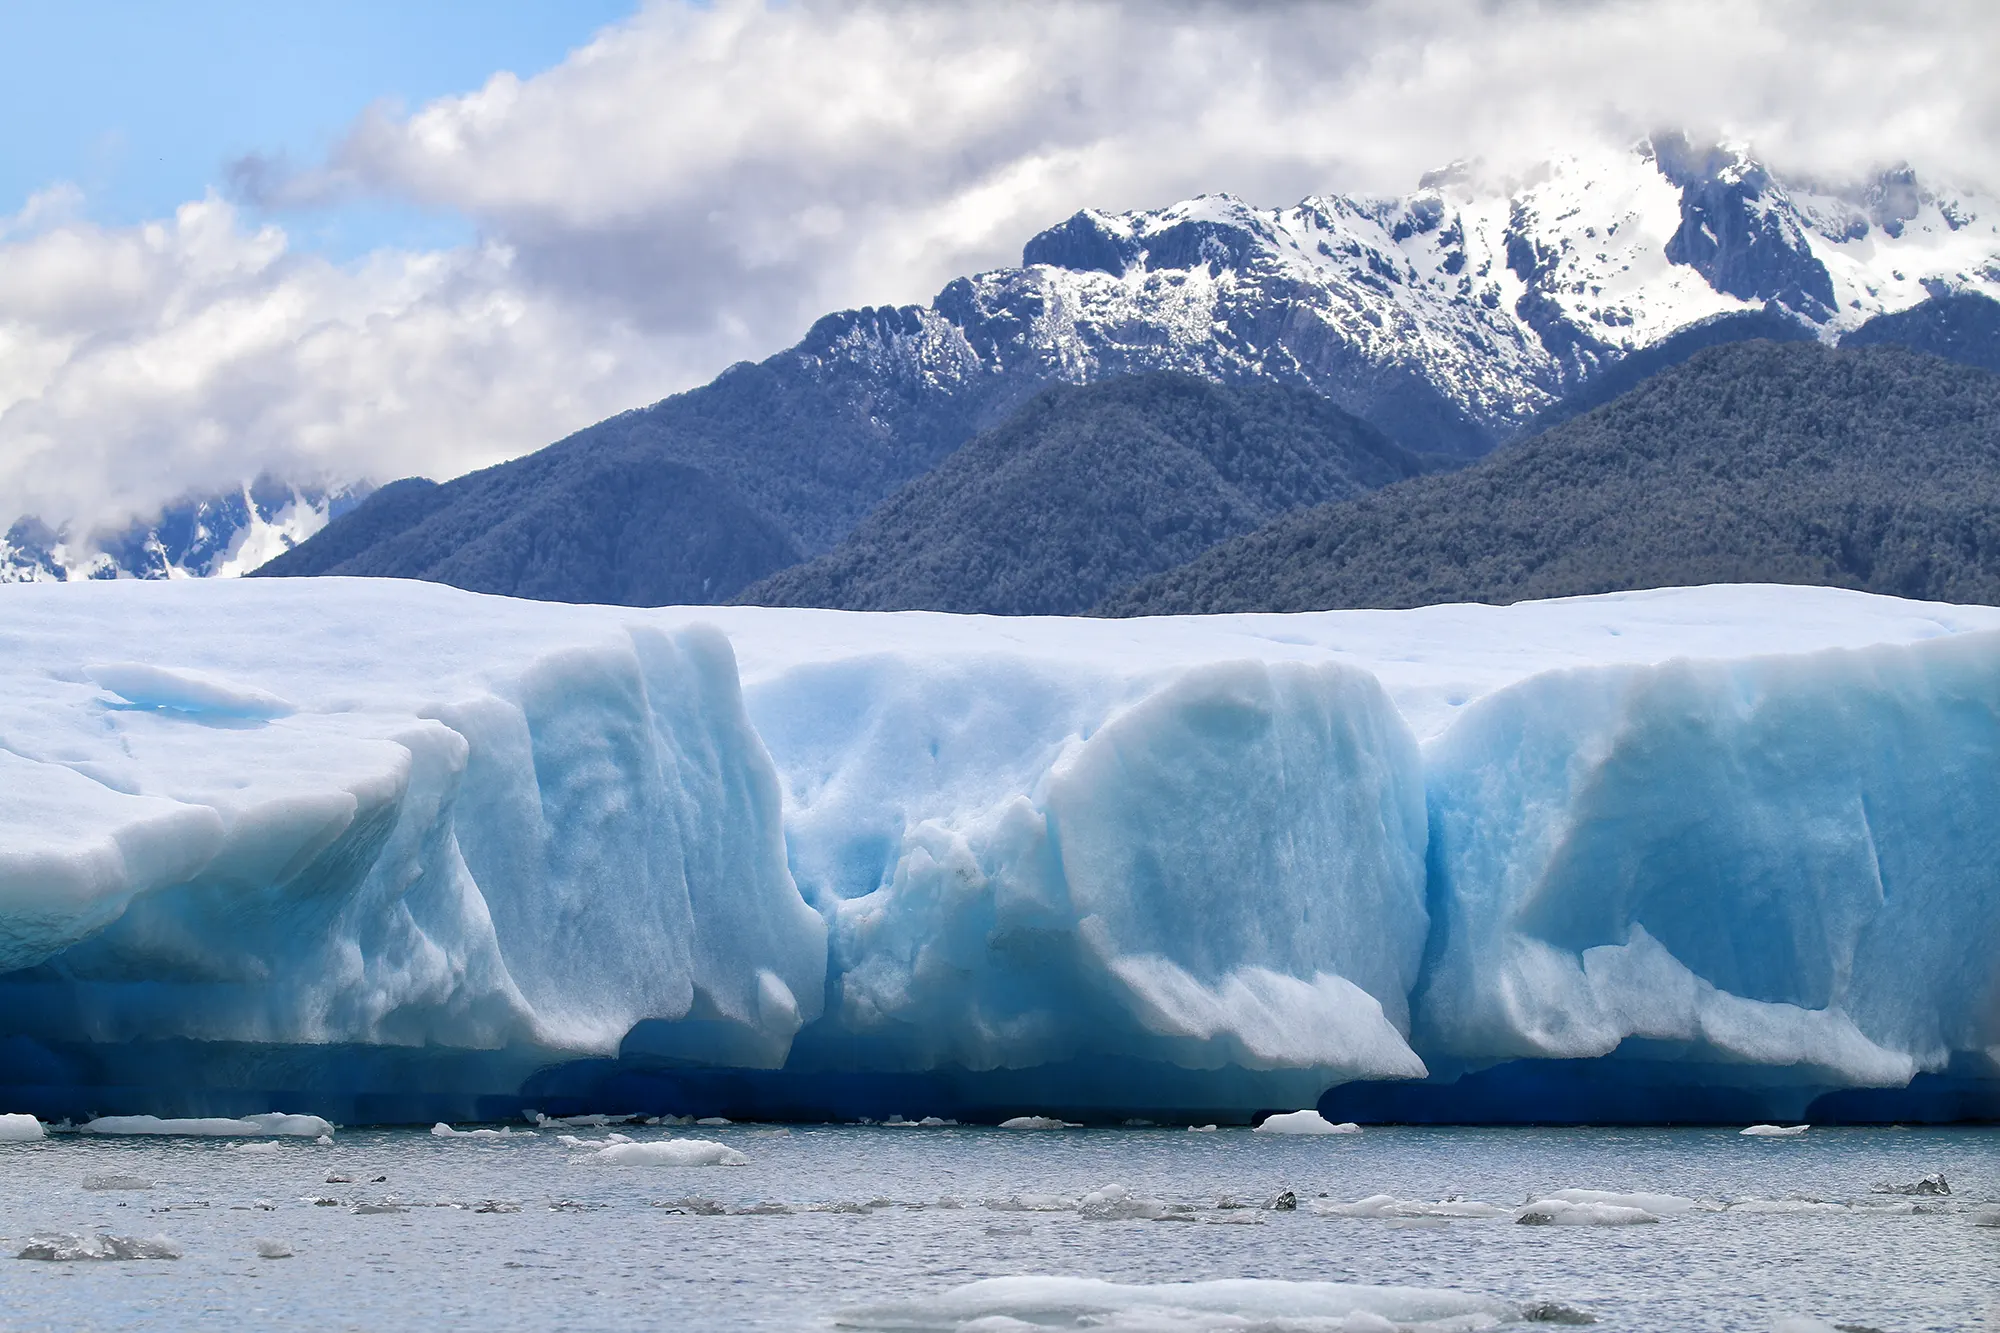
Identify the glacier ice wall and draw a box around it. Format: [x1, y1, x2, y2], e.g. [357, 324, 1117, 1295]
[1407, 634, 2000, 1105]
[1, 579, 1997, 1122]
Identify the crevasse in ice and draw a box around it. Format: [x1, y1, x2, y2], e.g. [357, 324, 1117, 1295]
[1, 579, 1996, 1121]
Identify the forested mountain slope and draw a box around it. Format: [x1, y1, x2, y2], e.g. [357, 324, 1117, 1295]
[737, 373, 1424, 615]
[1102, 342, 2000, 615]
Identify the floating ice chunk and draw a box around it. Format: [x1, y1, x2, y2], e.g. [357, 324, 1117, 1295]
[314, 1134, 332, 1145]
[351, 1202, 404, 1215]
[1741, 1124, 1810, 1137]
[17, 1233, 183, 1261]
[999, 1116, 1079, 1130]
[1314, 1194, 1508, 1219]
[86, 661, 295, 719]
[1726, 1198, 1847, 1214]
[1543, 1188, 1706, 1216]
[255, 1240, 294, 1259]
[1870, 1172, 1949, 1195]
[82, 1174, 153, 1191]
[882, 1116, 957, 1127]
[1078, 1184, 1170, 1221]
[431, 1123, 516, 1139]
[588, 1139, 747, 1167]
[1187, 1124, 1218, 1133]
[1517, 1199, 1659, 1226]
[81, 1113, 333, 1138]
[1253, 1109, 1360, 1135]
[985, 1194, 1077, 1213]
[695, 1117, 731, 1126]
[229, 1141, 281, 1154]
[0, 1113, 45, 1141]
[834, 1275, 1526, 1331]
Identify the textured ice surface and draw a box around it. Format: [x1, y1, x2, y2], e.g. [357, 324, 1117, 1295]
[3, 578, 2000, 1121]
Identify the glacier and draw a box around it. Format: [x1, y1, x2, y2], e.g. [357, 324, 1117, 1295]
[1, 578, 1997, 1124]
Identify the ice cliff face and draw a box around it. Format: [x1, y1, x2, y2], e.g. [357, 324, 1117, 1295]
[3, 580, 1998, 1123]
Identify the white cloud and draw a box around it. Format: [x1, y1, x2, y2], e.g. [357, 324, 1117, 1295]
[4, 0, 1994, 535]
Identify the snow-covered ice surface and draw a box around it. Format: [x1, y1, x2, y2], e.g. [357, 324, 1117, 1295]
[3, 578, 2000, 1121]
[0, 1124, 1992, 1330]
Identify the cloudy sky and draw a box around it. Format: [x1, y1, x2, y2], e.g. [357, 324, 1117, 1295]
[2, 0, 1992, 535]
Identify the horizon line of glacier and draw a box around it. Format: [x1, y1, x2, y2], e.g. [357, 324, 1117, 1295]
[1, 578, 1996, 1124]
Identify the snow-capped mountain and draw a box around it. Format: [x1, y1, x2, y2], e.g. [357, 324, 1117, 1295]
[847, 133, 2000, 455]
[35, 135, 2000, 593]
[0, 479, 369, 584]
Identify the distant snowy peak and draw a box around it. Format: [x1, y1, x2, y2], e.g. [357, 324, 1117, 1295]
[0, 480, 370, 584]
[907, 138, 2000, 447]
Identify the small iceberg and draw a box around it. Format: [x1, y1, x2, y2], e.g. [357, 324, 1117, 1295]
[1542, 1188, 1707, 1216]
[999, 1116, 1079, 1130]
[81, 1113, 333, 1138]
[1740, 1124, 1809, 1137]
[587, 1139, 747, 1167]
[1870, 1172, 1949, 1196]
[432, 1123, 516, 1139]
[18, 1233, 183, 1261]
[1077, 1183, 1172, 1221]
[1314, 1194, 1508, 1219]
[1253, 1110, 1361, 1136]
[0, 1113, 46, 1142]
[834, 1276, 1530, 1331]
[1516, 1199, 1659, 1226]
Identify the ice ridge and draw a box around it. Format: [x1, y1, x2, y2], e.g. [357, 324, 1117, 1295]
[2, 578, 1999, 1123]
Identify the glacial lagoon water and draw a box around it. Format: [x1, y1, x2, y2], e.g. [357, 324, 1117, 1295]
[0, 1122, 1994, 1331]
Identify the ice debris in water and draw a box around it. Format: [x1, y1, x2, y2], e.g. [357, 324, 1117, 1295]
[82, 1174, 154, 1191]
[1517, 1199, 1659, 1226]
[1741, 1124, 1809, 1137]
[255, 1240, 294, 1259]
[1726, 1198, 1849, 1215]
[695, 1117, 731, 1126]
[1314, 1194, 1508, 1219]
[1077, 1184, 1172, 1221]
[532, 1112, 639, 1128]
[229, 1141, 281, 1154]
[1187, 1124, 1218, 1133]
[0, 1113, 46, 1141]
[17, 1233, 183, 1261]
[586, 1139, 748, 1167]
[832, 1276, 1530, 1331]
[432, 1123, 517, 1139]
[882, 1116, 956, 1127]
[999, 1116, 1080, 1130]
[985, 1193, 1077, 1213]
[81, 1113, 333, 1138]
[1871, 1172, 1949, 1195]
[1254, 1110, 1361, 1135]
[1541, 1189, 1706, 1217]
